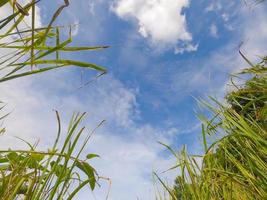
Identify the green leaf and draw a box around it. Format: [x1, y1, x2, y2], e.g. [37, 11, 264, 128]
[12, 59, 106, 72]
[3, 45, 110, 51]
[31, 153, 45, 162]
[86, 154, 100, 160]
[75, 161, 96, 190]
[27, 153, 45, 169]
[0, 157, 8, 163]
[0, 0, 9, 8]
[7, 152, 19, 162]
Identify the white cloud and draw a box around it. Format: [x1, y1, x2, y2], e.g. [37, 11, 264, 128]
[0, 69, 178, 199]
[190, 4, 267, 98]
[205, 0, 222, 12]
[210, 23, 218, 38]
[2, 2, 266, 200]
[86, 132, 177, 200]
[89, 1, 96, 15]
[154, 3, 267, 106]
[175, 42, 198, 54]
[222, 13, 229, 22]
[239, 6, 267, 58]
[0, 2, 180, 200]
[59, 0, 107, 42]
[111, 0, 194, 52]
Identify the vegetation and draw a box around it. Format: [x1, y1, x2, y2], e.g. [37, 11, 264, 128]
[0, 112, 106, 199]
[0, 0, 108, 199]
[0, 0, 266, 200]
[156, 57, 267, 199]
[0, 0, 107, 83]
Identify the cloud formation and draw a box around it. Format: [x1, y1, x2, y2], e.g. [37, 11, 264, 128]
[210, 23, 218, 38]
[0, 3, 178, 199]
[174, 43, 198, 54]
[0, 70, 178, 199]
[111, 0, 194, 51]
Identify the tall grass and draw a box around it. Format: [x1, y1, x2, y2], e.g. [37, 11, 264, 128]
[0, 0, 107, 83]
[156, 57, 267, 200]
[0, 112, 106, 199]
[0, 1, 109, 199]
[1, 1, 266, 199]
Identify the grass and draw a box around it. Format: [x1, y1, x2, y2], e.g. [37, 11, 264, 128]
[0, 112, 107, 199]
[1, 0, 267, 199]
[0, 0, 107, 83]
[0, 1, 109, 199]
[155, 56, 267, 200]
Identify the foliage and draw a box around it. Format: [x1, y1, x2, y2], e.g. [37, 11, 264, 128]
[156, 57, 267, 200]
[0, 112, 104, 199]
[226, 55, 267, 129]
[0, 0, 109, 199]
[0, 0, 107, 83]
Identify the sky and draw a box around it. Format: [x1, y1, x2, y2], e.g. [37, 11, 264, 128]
[0, 0, 267, 199]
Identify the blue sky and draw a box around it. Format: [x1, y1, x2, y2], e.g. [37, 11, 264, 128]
[1, 0, 267, 199]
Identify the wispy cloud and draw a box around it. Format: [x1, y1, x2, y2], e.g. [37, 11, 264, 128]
[205, 0, 222, 12]
[0, 4, 178, 198]
[210, 23, 219, 38]
[1, 1, 267, 200]
[175, 43, 198, 54]
[0, 70, 178, 199]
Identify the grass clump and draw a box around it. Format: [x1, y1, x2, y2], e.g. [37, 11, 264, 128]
[156, 57, 267, 200]
[0, 1, 109, 199]
[0, 0, 107, 83]
[0, 112, 105, 199]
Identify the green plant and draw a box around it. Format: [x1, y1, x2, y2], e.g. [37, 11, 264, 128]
[0, 1, 109, 199]
[0, 0, 107, 83]
[156, 57, 267, 200]
[0, 112, 106, 199]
